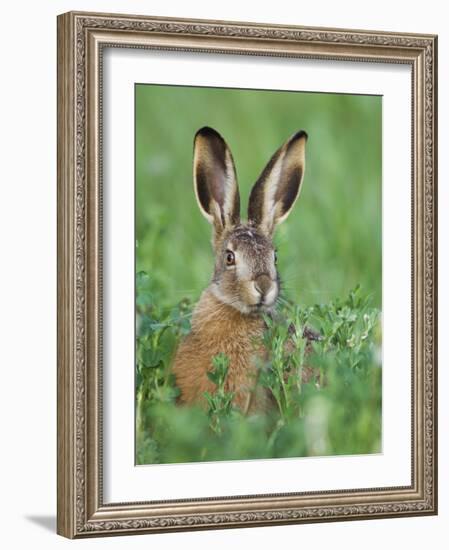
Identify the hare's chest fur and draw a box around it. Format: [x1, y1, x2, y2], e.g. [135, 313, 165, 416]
[172, 290, 270, 412]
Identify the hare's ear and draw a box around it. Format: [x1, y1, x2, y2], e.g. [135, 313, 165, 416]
[193, 127, 240, 242]
[248, 130, 307, 236]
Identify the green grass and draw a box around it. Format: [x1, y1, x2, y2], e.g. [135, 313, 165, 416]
[136, 277, 381, 464]
[135, 84, 382, 464]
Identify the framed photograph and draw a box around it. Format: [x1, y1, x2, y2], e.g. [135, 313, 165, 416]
[57, 11, 438, 538]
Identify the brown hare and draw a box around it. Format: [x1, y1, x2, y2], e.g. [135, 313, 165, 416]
[172, 126, 308, 414]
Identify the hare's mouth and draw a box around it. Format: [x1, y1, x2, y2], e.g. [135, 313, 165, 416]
[256, 301, 275, 311]
[229, 303, 273, 316]
[245, 300, 277, 315]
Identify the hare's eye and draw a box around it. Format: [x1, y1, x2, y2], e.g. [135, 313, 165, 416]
[225, 250, 235, 266]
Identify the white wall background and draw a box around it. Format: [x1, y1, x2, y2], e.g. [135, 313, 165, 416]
[0, 1, 446, 548]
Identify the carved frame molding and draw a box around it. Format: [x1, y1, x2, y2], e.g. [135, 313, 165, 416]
[57, 11, 437, 538]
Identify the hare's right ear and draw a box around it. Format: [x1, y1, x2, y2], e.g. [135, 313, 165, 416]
[193, 127, 240, 243]
[248, 131, 307, 237]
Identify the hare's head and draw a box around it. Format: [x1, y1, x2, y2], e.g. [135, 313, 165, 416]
[193, 126, 307, 315]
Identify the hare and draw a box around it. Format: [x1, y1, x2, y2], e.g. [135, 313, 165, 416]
[172, 126, 308, 414]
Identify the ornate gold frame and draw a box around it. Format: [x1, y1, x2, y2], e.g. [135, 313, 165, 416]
[57, 11, 438, 538]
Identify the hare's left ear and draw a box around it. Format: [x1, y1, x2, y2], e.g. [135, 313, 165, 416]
[248, 131, 307, 236]
[193, 127, 240, 245]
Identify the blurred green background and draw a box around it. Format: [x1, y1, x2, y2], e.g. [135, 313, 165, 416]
[136, 84, 382, 310]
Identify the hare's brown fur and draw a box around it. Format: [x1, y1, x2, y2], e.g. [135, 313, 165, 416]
[171, 126, 308, 413]
[173, 290, 271, 412]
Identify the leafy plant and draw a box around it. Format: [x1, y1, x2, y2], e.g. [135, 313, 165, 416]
[204, 353, 236, 434]
[135, 273, 382, 464]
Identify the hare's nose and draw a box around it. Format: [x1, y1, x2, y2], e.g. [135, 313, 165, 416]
[254, 274, 272, 298]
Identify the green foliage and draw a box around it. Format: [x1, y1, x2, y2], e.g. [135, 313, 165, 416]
[259, 308, 308, 422]
[136, 277, 382, 464]
[204, 354, 236, 434]
[135, 271, 191, 461]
